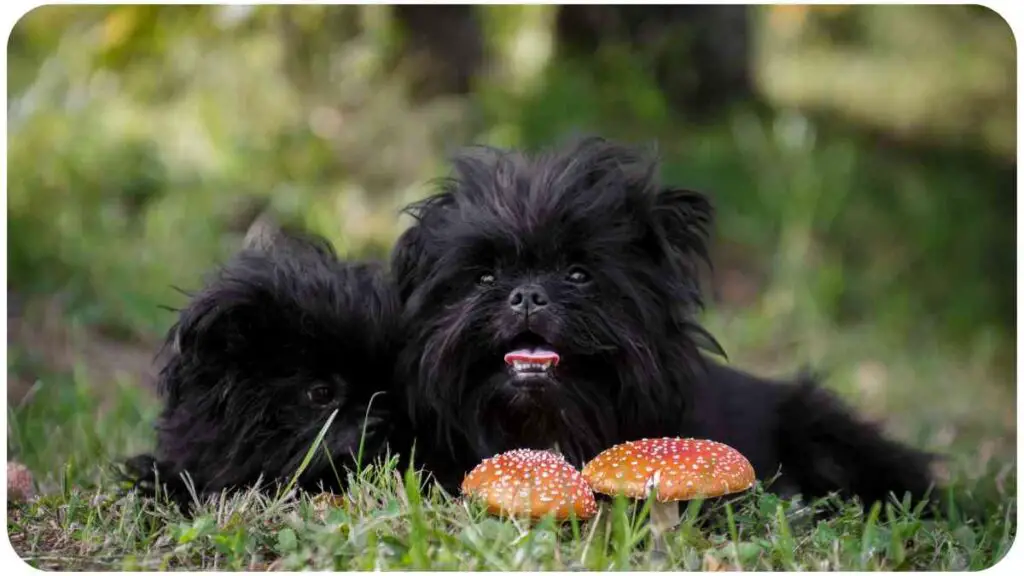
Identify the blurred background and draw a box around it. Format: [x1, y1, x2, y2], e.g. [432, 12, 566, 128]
[5, 5, 1016, 494]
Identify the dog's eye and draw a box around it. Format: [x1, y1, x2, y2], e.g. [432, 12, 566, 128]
[477, 272, 496, 286]
[566, 267, 591, 284]
[306, 384, 335, 406]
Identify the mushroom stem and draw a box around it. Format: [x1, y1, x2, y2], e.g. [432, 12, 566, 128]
[649, 500, 680, 534]
[648, 500, 680, 553]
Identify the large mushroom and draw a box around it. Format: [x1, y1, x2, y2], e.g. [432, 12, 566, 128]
[461, 448, 598, 522]
[582, 438, 756, 537]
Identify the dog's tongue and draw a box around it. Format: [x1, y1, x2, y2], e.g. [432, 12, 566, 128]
[504, 348, 560, 367]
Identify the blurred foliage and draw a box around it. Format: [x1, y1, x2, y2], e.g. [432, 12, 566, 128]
[758, 5, 1015, 161]
[6, 5, 1015, 374]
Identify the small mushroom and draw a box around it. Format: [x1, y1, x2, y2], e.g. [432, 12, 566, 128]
[461, 448, 597, 522]
[582, 438, 755, 536]
[7, 461, 36, 503]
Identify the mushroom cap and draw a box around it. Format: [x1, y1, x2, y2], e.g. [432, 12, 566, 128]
[581, 438, 756, 502]
[461, 448, 598, 521]
[7, 461, 36, 502]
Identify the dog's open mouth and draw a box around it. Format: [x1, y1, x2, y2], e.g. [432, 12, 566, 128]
[504, 334, 560, 378]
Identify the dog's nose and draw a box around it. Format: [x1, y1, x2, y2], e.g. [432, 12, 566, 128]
[509, 284, 549, 314]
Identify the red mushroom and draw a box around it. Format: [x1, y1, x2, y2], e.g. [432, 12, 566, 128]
[582, 438, 755, 536]
[461, 448, 597, 522]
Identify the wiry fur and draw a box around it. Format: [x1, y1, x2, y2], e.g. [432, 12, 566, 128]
[391, 136, 937, 509]
[124, 229, 405, 508]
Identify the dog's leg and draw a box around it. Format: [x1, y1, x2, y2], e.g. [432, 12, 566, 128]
[775, 376, 938, 511]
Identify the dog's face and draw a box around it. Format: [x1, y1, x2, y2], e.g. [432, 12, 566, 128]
[393, 137, 718, 464]
[154, 231, 401, 495]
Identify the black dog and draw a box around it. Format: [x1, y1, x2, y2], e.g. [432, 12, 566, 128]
[391, 136, 937, 509]
[124, 227, 405, 508]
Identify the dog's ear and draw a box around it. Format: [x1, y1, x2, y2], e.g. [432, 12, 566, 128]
[391, 191, 455, 302]
[159, 246, 299, 404]
[157, 285, 258, 404]
[241, 212, 336, 259]
[391, 224, 427, 303]
[242, 211, 283, 253]
[650, 187, 714, 276]
[172, 227, 346, 365]
[649, 187, 726, 357]
[169, 289, 258, 360]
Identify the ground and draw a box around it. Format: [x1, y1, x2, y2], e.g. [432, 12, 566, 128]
[5, 284, 1016, 571]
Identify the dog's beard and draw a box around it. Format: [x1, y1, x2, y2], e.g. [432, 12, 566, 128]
[463, 366, 617, 464]
[413, 291, 674, 467]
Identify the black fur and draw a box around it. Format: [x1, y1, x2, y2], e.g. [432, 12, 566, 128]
[391, 136, 938, 509]
[124, 229, 405, 508]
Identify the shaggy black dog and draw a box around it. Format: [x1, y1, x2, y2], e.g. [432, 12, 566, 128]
[391, 136, 937, 509]
[124, 228, 405, 508]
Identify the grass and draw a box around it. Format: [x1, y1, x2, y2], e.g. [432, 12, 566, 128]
[6, 305, 1016, 571]
[7, 458, 1012, 571]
